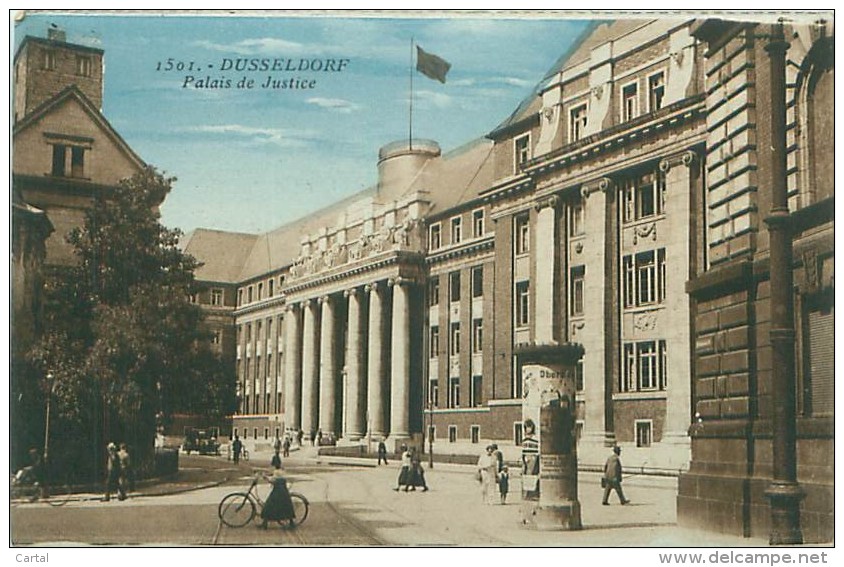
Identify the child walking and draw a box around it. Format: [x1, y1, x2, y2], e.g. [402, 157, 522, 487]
[498, 465, 510, 505]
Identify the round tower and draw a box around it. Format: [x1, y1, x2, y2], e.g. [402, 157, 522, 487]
[376, 139, 440, 202]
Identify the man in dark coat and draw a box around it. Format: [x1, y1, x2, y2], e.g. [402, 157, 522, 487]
[377, 438, 388, 465]
[602, 445, 630, 505]
[232, 435, 243, 465]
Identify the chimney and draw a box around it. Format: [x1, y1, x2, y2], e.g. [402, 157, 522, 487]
[47, 26, 66, 42]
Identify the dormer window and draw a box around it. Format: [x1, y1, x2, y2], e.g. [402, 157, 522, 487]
[569, 103, 588, 143]
[429, 222, 442, 250]
[514, 135, 530, 172]
[648, 72, 665, 112]
[50, 143, 86, 178]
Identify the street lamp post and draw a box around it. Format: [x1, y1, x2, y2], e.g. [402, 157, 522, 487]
[427, 396, 434, 469]
[43, 372, 55, 493]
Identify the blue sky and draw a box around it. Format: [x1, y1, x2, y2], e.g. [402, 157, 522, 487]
[14, 12, 591, 235]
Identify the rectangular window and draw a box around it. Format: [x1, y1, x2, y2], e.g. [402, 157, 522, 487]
[637, 251, 657, 306]
[569, 201, 584, 237]
[448, 425, 457, 443]
[621, 340, 667, 392]
[246, 324, 252, 342]
[649, 72, 666, 112]
[238, 289, 243, 306]
[429, 326, 440, 357]
[472, 319, 483, 353]
[470, 425, 480, 444]
[42, 49, 56, 70]
[623, 170, 666, 223]
[575, 360, 584, 392]
[253, 428, 258, 440]
[429, 379, 439, 408]
[450, 216, 462, 244]
[450, 323, 461, 356]
[471, 376, 483, 408]
[515, 214, 530, 255]
[76, 55, 92, 77]
[623, 249, 666, 308]
[514, 135, 530, 171]
[211, 329, 222, 345]
[70, 146, 85, 178]
[211, 288, 223, 306]
[569, 103, 588, 143]
[264, 428, 269, 440]
[268, 279, 274, 298]
[429, 223, 442, 250]
[513, 422, 523, 446]
[51, 144, 66, 176]
[428, 277, 440, 307]
[472, 266, 483, 298]
[473, 209, 485, 237]
[635, 420, 653, 448]
[516, 281, 530, 327]
[257, 283, 263, 300]
[622, 82, 638, 121]
[448, 378, 460, 408]
[449, 271, 461, 303]
[247, 286, 253, 303]
[570, 266, 585, 317]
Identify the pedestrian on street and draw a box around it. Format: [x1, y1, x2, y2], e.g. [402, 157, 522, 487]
[296, 429, 304, 447]
[602, 445, 630, 506]
[282, 436, 291, 458]
[409, 447, 429, 492]
[103, 443, 123, 502]
[232, 434, 243, 465]
[498, 465, 510, 504]
[118, 442, 133, 496]
[477, 445, 498, 504]
[273, 434, 282, 454]
[393, 445, 411, 491]
[377, 438, 388, 465]
[491, 443, 504, 472]
[317, 429, 323, 446]
[271, 450, 282, 469]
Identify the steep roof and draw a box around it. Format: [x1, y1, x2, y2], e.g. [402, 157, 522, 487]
[411, 137, 495, 218]
[180, 228, 259, 283]
[13, 84, 145, 171]
[490, 20, 654, 137]
[236, 186, 376, 281]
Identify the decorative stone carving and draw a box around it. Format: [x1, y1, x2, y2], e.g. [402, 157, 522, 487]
[591, 85, 604, 99]
[670, 50, 685, 66]
[632, 222, 657, 245]
[580, 177, 613, 200]
[533, 195, 559, 212]
[659, 150, 697, 173]
[574, 242, 583, 254]
[802, 247, 819, 293]
[634, 312, 657, 331]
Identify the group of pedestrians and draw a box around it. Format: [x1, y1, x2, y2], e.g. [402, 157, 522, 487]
[393, 445, 428, 492]
[104, 442, 133, 502]
[477, 444, 509, 504]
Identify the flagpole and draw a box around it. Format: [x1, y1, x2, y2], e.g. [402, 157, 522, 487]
[409, 37, 414, 150]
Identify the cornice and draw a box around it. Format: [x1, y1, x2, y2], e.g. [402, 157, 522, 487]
[281, 251, 426, 295]
[424, 236, 494, 265]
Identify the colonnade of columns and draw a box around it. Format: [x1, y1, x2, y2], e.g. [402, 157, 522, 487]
[283, 276, 415, 442]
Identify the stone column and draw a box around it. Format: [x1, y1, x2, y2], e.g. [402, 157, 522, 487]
[366, 282, 387, 438]
[534, 196, 559, 344]
[300, 299, 320, 439]
[319, 295, 337, 436]
[389, 277, 411, 440]
[344, 287, 365, 440]
[579, 178, 614, 460]
[283, 303, 302, 431]
[517, 343, 585, 531]
[660, 151, 695, 465]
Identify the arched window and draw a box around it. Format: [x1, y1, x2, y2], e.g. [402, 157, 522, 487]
[796, 37, 834, 206]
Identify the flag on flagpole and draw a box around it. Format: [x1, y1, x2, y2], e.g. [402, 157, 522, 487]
[416, 45, 451, 84]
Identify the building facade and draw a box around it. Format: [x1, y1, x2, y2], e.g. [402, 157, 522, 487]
[184, 18, 833, 541]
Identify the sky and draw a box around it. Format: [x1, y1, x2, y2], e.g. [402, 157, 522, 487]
[13, 11, 593, 235]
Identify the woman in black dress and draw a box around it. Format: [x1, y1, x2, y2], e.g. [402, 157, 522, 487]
[260, 461, 295, 528]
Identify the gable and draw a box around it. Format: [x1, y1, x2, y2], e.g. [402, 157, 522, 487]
[13, 89, 144, 186]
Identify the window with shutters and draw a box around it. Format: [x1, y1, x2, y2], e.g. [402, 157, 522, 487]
[800, 291, 834, 416]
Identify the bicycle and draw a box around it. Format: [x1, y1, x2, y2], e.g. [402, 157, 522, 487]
[10, 473, 72, 507]
[218, 472, 308, 528]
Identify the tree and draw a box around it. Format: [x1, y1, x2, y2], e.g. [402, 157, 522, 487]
[26, 166, 233, 480]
